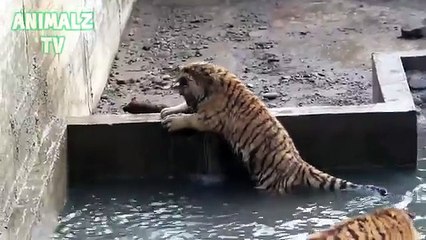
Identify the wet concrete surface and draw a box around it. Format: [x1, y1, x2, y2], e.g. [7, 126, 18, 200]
[95, 0, 426, 114]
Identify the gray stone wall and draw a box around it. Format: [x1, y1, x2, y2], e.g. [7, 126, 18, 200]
[0, 0, 136, 239]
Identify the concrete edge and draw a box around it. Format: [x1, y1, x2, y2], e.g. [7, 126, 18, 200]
[67, 102, 414, 126]
[371, 51, 417, 111]
[74, 50, 421, 126]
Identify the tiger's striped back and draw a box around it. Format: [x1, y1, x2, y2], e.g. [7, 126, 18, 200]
[307, 207, 419, 240]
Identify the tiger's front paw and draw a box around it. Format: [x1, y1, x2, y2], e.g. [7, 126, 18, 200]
[161, 114, 187, 132]
[160, 107, 176, 119]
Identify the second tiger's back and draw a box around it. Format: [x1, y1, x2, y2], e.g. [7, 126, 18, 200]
[307, 207, 419, 240]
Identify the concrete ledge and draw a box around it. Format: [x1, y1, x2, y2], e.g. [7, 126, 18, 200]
[66, 50, 422, 185]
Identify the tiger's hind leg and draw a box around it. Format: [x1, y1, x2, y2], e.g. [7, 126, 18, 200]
[254, 175, 300, 195]
[161, 113, 209, 132]
[254, 184, 284, 197]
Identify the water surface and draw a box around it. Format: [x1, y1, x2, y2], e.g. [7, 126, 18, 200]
[53, 165, 426, 239]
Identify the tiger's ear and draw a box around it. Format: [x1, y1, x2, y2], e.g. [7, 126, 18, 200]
[190, 70, 214, 88]
[407, 210, 416, 219]
[399, 207, 416, 219]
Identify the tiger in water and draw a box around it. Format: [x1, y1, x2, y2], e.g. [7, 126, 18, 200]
[307, 207, 419, 240]
[160, 61, 388, 197]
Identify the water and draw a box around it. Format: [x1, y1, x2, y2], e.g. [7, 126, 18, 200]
[53, 165, 426, 240]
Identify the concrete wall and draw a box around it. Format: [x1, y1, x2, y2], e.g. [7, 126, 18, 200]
[67, 106, 417, 186]
[0, 0, 135, 239]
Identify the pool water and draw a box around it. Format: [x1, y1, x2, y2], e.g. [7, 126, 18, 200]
[53, 165, 426, 240]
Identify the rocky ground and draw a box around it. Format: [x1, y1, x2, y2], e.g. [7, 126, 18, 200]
[95, 0, 426, 114]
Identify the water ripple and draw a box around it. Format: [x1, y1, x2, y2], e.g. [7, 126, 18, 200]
[53, 176, 426, 239]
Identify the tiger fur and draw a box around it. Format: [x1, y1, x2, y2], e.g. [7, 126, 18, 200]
[307, 207, 419, 240]
[160, 61, 388, 197]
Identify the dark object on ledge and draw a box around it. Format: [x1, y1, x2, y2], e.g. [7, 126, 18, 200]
[398, 25, 425, 40]
[122, 97, 169, 114]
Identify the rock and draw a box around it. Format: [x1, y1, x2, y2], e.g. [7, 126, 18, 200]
[267, 57, 279, 63]
[152, 78, 168, 86]
[412, 95, 422, 106]
[116, 78, 135, 85]
[246, 83, 254, 88]
[116, 79, 127, 85]
[194, 51, 202, 57]
[281, 96, 290, 102]
[142, 46, 151, 51]
[262, 92, 279, 99]
[161, 85, 172, 90]
[419, 91, 426, 103]
[407, 70, 426, 90]
[415, 106, 422, 115]
[162, 74, 171, 80]
[254, 41, 274, 49]
[399, 23, 426, 39]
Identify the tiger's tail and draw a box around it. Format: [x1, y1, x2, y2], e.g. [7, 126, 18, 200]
[304, 165, 388, 197]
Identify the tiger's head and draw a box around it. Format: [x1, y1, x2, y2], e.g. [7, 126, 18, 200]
[170, 61, 230, 110]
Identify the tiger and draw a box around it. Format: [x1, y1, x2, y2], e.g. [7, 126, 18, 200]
[306, 207, 419, 240]
[160, 61, 388, 197]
